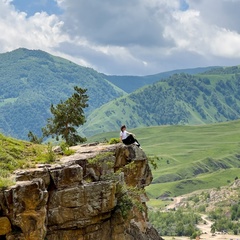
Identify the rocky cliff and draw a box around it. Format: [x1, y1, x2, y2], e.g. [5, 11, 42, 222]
[0, 143, 162, 240]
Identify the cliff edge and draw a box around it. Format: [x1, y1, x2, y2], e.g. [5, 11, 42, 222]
[0, 143, 162, 240]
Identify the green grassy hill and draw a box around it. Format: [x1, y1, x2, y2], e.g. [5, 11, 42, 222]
[87, 120, 240, 199]
[1, 48, 239, 142]
[80, 69, 240, 136]
[0, 48, 125, 140]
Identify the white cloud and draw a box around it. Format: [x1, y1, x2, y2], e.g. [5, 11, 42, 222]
[58, 0, 181, 47]
[1, 0, 240, 75]
[0, 0, 68, 52]
[164, 1, 240, 59]
[188, 0, 240, 32]
[210, 29, 240, 57]
[53, 0, 240, 74]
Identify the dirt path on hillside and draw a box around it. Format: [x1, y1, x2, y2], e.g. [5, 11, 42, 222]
[166, 196, 185, 210]
[162, 200, 240, 240]
[161, 213, 239, 240]
[196, 214, 239, 240]
[197, 214, 213, 234]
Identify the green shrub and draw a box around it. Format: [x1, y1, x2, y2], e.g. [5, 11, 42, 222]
[116, 184, 145, 219]
[198, 205, 206, 213]
[63, 149, 75, 156]
[0, 177, 15, 188]
[147, 155, 159, 170]
[117, 194, 134, 219]
[109, 138, 120, 144]
[60, 142, 75, 155]
[46, 142, 56, 162]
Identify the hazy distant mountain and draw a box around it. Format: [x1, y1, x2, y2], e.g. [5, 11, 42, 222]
[103, 66, 219, 93]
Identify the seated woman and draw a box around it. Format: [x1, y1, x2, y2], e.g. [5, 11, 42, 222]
[120, 125, 141, 148]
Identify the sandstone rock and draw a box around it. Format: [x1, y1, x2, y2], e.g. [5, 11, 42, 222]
[52, 145, 62, 154]
[0, 144, 161, 240]
[115, 144, 153, 188]
[0, 217, 11, 235]
[0, 190, 7, 213]
[6, 232, 25, 240]
[49, 164, 83, 189]
[4, 179, 48, 240]
[48, 181, 116, 229]
[15, 167, 50, 187]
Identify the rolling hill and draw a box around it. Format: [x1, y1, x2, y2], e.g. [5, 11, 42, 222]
[0, 48, 126, 139]
[0, 48, 239, 141]
[87, 119, 240, 199]
[79, 69, 240, 137]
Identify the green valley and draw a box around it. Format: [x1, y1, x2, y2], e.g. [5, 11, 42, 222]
[1, 119, 240, 238]
[87, 120, 240, 200]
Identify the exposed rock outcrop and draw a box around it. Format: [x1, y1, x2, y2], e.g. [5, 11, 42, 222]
[0, 143, 162, 240]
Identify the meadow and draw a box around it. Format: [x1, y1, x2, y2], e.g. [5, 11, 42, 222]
[1, 119, 240, 201]
[88, 120, 240, 202]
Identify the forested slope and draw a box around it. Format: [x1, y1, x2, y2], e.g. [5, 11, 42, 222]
[0, 48, 239, 140]
[80, 69, 240, 136]
[0, 48, 125, 139]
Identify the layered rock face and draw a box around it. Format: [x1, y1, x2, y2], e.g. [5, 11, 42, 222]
[0, 143, 162, 240]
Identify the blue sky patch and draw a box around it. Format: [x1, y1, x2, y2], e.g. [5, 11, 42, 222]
[179, 0, 189, 11]
[12, 0, 63, 16]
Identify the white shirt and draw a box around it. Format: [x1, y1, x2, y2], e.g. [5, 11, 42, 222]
[120, 130, 128, 140]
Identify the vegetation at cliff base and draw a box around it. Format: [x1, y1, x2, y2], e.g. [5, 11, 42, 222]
[149, 209, 201, 238]
[209, 204, 240, 234]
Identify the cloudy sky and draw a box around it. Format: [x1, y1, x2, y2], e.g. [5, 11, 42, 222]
[1, 0, 240, 75]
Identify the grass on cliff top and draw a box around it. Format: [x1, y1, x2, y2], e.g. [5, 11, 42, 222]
[88, 120, 240, 199]
[0, 133, 53, 188]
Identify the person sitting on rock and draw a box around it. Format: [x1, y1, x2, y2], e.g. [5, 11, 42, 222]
[120, 125, 141, 149]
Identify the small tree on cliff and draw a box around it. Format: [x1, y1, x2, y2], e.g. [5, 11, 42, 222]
[42, 86, 88, 146]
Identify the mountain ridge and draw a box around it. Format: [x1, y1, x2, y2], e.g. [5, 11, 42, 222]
[103, 66, 220, 93]
[0, 48, 239, 140]
[79, 71, 240, 136]
[0, 48, 125, 139]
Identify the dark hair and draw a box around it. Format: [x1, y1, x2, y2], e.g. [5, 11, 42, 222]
[121, 125, 126, 131]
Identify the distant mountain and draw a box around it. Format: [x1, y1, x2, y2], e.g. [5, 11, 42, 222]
[0, 48, 125, 139]
[103, 66, 219, 93]
[79, 68, 240, 136]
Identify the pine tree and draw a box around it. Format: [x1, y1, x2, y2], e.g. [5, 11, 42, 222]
[42, 86, 88, 146]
